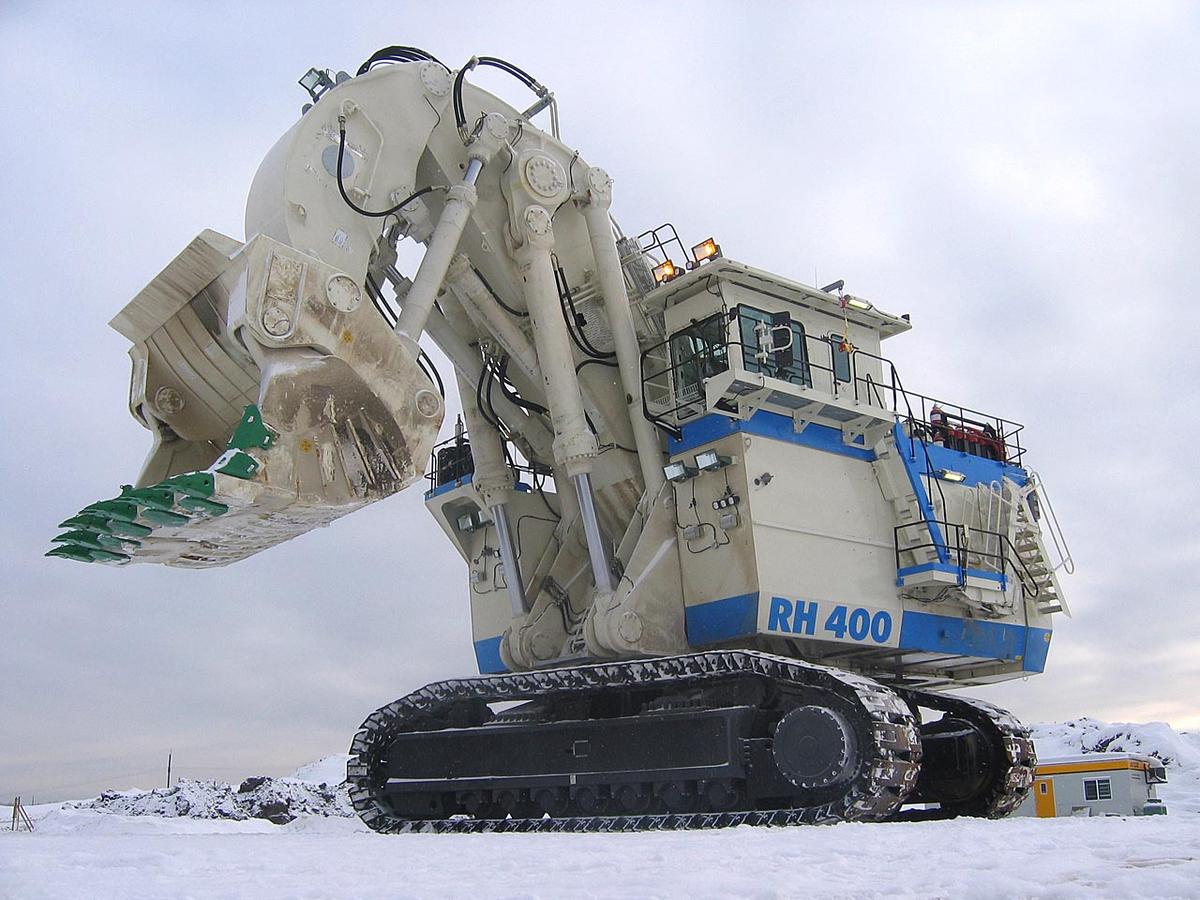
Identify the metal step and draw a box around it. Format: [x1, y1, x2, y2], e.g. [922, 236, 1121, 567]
[1035, 594, 1065, 615]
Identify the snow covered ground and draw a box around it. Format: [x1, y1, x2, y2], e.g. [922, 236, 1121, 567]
[3, 722, 1198, 900]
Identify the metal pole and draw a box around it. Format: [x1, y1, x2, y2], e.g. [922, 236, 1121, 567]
[490, 502, 529, 614]
[574, 472, 614, 593]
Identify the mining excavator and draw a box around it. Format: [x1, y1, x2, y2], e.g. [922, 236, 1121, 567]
[50, 46, 1074, 832]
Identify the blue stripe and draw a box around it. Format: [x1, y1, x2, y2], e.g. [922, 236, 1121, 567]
[473, 636, 507, 674]
[669, 411, 875, 461]
[685, 592, 760, 645]
[892, 422, 950, 563]
[425, 476, 533, 501]
[921, 440, 1028, 488]
[426, 473, 474, 500]
[899, 610, 1051, 673]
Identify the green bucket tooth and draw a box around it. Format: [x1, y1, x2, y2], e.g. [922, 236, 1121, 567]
[52, 530, 106, 550]
[59, 514, 115, 534]
[163, 472, 216, 499]
[214, 449, 259, 480]
[179, 496, 229, 516]
[141, 508, 190, 527]
[46, 545, 97, 563]
[88, 548, 130, 564]
[96, 533, 141, 551]
[83, 500, 140, 522]
[228, 405, 276, 451]
[50, 406, 277, 563]
[119, 484, 176, 512]
[108, 520, 153, 538]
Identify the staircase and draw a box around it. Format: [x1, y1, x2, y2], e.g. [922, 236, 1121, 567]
[872, 432, 943, 570]
[1013, 496, 1070, 616]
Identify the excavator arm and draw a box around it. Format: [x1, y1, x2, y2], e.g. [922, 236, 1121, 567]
[49, 51, 673, 666]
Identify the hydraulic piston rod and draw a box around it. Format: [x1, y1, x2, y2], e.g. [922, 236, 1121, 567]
[490, 503, 528, 615]
[394, 113, 508, 355]
[581, 170, 665, 499]
[574, 471, 614, 593]
[515, 205, 612, 594]
[393, 158, 483, 355]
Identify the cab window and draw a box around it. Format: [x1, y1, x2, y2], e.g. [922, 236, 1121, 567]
[737, 305, 811, 387]
[669, 313, 729, 407]
[829, 334, 852, 383]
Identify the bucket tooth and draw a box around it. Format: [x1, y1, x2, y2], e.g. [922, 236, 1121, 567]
[50, 232, 443, 568]
[107, 520, 153, 539]
[118, 484, 177, 512]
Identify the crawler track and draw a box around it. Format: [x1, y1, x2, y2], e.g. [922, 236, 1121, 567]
[893, 688, 1036, 820]
[348, 651, 922, 833]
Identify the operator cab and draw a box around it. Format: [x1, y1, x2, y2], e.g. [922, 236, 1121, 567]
[640, 256, 911, 453]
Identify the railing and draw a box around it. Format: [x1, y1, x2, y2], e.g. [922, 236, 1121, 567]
[424, 430, 550, 496]
[843, 346, 1026, 467]
[1026, 471, 1075, 575]
[639, 312, 728, 432]
[639, 306, 1027, 467]
[427, 433, 475, 493]
[894, 519, 1042, 599]
[634, 223, 690, 273]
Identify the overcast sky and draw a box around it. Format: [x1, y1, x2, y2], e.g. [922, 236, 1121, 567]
[2, 1, 1197, 802]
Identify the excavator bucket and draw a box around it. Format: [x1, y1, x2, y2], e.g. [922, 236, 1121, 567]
[49, 230, 444, 567]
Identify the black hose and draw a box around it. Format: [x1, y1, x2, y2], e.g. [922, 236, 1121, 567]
[418, 349, 445, 398]
[364, 273, 396, 326]
[477, 56, 541, 89]
[484, 358, 507, 432]
[555, 264, 616, 360]
[336, 118, 442, 218]
[576, 358, 619, 373]
[452, 55, 548, 138]
[473, 266, 527, 317]
[452, 58, 478, 135]
[357, 46, 442, 76]
[475, 357, 503, 434]
[497, 357, 549, 416]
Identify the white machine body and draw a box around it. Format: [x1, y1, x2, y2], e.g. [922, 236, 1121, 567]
[53, 55, 1071, 693]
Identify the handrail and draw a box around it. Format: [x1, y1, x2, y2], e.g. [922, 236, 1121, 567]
[895, 519, 1042, 599]
[424, 430, 548, 494]
[638, 303, 1029, 470]
[848, 346, 1026, 466]
[1026, 471, 1075, 575]
[634, 223, 690, 272]
[638, 312, 726, 433]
